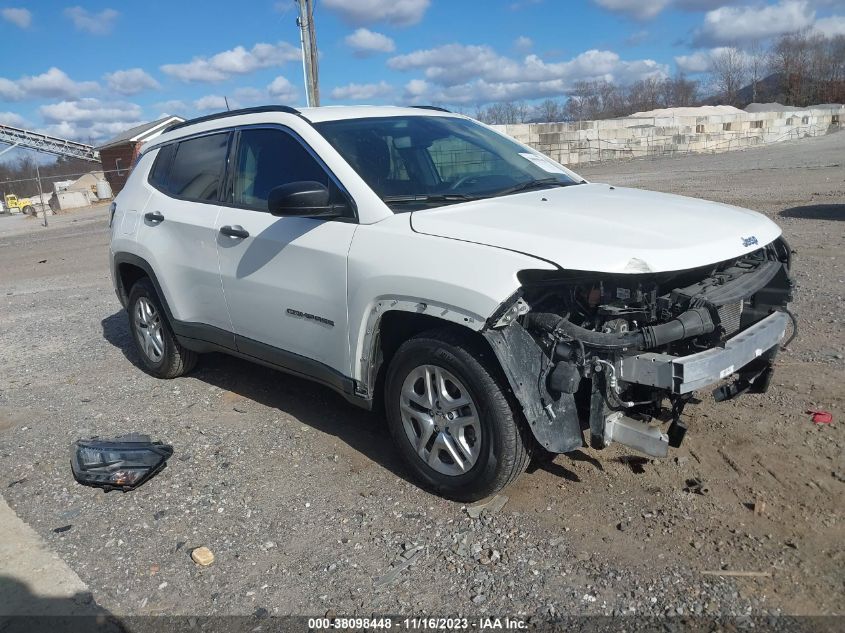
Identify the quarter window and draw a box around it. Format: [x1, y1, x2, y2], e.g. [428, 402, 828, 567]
[149, 144, 175, 190]
[166, 133, 229, 202]
[232, 128, 336, 210]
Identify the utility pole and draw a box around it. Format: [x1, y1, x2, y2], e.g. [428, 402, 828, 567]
[35, 159, 47, 227]
[295, 0, 320, 107]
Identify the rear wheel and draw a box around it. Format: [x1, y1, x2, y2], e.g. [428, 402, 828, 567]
[385, 330, 530, 501]
[22, 205, 34, 215]
[127, 278, 197, 378]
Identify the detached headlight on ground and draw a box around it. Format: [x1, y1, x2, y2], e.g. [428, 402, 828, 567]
[71, 434, 173, 492]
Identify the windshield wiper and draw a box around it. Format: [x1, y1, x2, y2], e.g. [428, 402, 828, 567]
[383, 193, 484, 204]
[493, 178, 581, 197]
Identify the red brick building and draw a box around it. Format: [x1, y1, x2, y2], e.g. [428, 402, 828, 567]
[97, 116, 184, 194]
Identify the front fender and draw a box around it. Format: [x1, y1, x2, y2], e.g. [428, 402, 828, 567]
[346, 213, 556, 383]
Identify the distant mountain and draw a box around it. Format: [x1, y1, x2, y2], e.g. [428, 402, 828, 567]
[702, 73, 784, 107]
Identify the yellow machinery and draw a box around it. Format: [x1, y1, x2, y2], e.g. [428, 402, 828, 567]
[3, 194, 35, 215]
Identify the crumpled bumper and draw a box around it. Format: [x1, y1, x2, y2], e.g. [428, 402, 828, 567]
[617, 311, 789, 394]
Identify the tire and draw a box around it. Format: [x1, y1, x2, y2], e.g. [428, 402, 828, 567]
[22, 205, 34, 215]
[385, 329, 531, 502]
[126, 278, 197, 378]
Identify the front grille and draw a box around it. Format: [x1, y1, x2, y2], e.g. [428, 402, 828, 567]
[717, 301, 743, 336]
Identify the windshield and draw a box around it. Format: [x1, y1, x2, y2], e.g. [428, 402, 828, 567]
[314, 115, 582, 211]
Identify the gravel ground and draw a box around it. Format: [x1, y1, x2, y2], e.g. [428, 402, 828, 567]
[0, 132, 842, 622]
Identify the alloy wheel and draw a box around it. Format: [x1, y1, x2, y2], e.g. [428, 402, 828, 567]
[133, 296, 164, 363]
[399, 364, 482, 476]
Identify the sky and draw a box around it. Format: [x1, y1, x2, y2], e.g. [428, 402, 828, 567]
[0, 0, 844, 149]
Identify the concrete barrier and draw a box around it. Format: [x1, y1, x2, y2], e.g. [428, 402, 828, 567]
[492, 106, 845, 166]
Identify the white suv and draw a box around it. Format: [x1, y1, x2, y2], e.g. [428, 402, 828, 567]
[109, 105, 793, 500]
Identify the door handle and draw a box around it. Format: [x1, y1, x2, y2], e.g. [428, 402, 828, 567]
[144, 211, 164, 223]
[219, 225, 249, 239]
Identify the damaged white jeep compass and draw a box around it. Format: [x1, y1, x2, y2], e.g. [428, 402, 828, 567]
[109, 105, 794, 501]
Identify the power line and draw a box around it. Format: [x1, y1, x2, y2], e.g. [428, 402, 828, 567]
[0, 167, 123, 186]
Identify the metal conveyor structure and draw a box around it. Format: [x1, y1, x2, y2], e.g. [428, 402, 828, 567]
[0, 123, 100, 162]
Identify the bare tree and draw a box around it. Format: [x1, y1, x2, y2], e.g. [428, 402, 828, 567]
[710, 47, 747, 106]
[535, 99, 564, 122]
[563, 81, 592, 122]
[770, 31, 811, 105]
[627, 77, 664, 113]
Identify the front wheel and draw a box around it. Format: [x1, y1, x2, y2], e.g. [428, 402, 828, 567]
[385, 330, 530, 502]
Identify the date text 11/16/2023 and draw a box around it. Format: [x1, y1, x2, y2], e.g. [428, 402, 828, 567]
[307, 617, 528, 630]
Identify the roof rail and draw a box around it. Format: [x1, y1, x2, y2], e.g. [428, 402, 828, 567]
[410, 105, 452, 113]
[163, 105, 301, 133]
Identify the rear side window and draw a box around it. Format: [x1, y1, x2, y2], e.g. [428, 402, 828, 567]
[152, 133, 229, 202]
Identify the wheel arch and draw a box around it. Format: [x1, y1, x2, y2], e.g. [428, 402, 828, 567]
[360, 302, 498, 412]
[113, 252, 175, 321]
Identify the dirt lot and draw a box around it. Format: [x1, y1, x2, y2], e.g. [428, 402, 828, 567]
[0, 132, 842, 622]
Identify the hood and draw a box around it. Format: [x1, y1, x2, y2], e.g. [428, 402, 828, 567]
[410, 183, 782, 274]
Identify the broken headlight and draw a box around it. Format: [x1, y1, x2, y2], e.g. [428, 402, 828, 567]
[71, 434, 173, 492]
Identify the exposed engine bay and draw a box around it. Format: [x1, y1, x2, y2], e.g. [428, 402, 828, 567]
[483, 237, 794, 458]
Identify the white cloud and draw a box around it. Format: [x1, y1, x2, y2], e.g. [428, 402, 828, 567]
[404, 79, 430, 98]
[344, 28, 395, 56]
[675, 46, 737, 73]
[40, 98, 142, 125]
[193, 76, 299, 112]
[593, 0, 671, 20]
[44, 119, 144, 143]
[675, 0, 735, 10]
[815, 14, 845, 37]
[64, 6, 119, 35]
[330, 81, 393, 101]
[390, 44, 667, 104]
[104, 68, 160, 96]
[675, 51, 715, 73]
[161, 42, 301, 82]
[193, 95, 230, 111]
[323, 0, 430, 26]
[390, 44, 665, 86]
[695, 0, 816, 45]
[154, 99, 190, 115]
[1, 7, 31, 28]
[267, 76, 298, 101]
[0, 67, 98, 101]
[0, 111, 29, 127]
[0, 77, 24, 101]
[38, 98, 143, 141]
[513, 36, 533, 52]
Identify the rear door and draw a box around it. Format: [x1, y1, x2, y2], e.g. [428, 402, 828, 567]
[138, 132, 234, 341]
[215, 125, 357, 377]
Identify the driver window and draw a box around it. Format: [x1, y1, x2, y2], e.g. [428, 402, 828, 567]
[233, 128, 333, 211]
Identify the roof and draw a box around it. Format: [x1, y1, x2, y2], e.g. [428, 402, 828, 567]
[146, 105, 461, 149]
[300, 105, 456, 123]
[97, 116, 185, 150]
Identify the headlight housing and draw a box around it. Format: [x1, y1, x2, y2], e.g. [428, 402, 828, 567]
[71, 434, 173, 492]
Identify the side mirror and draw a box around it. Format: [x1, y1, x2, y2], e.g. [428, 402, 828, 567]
[267, 181, 345, 218]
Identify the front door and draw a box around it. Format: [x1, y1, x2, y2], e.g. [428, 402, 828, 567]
[215, 126, 357, 378]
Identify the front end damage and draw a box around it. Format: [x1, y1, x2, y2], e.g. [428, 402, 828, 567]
[483, 237, 794, 458]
